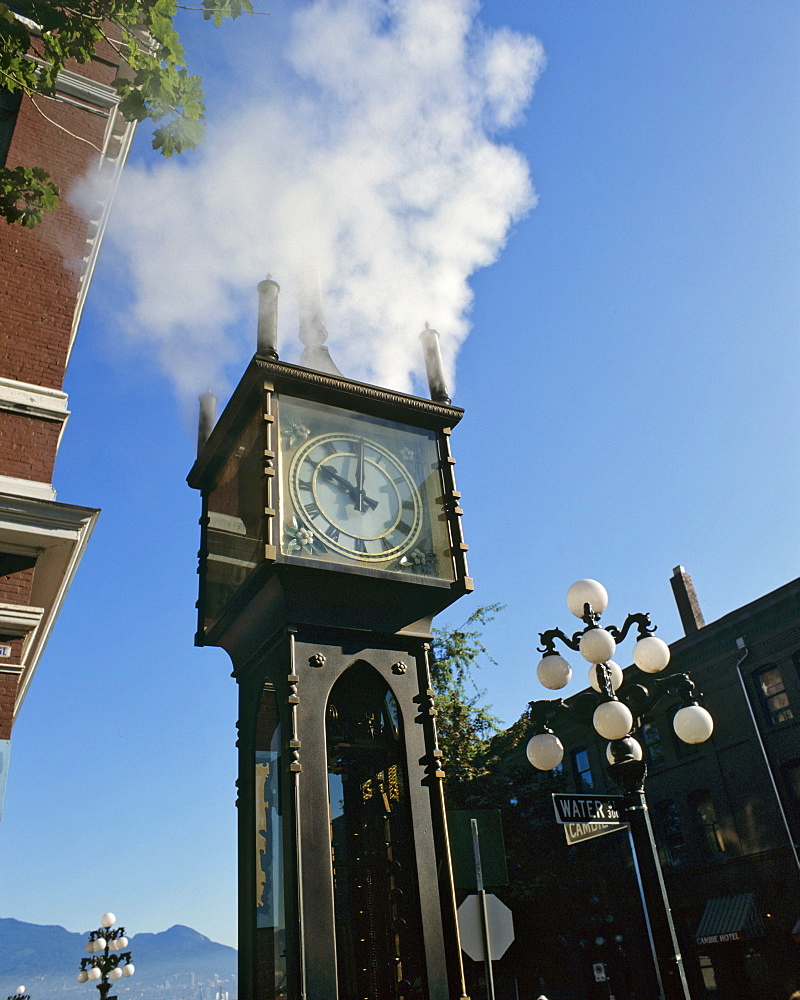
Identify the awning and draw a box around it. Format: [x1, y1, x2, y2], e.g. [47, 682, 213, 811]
[695, 892, 765, 946]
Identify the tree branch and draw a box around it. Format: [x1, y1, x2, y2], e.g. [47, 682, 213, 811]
[29, 95, 103, 152]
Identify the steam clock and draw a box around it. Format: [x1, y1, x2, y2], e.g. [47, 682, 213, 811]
[187, 282, 473, 1000]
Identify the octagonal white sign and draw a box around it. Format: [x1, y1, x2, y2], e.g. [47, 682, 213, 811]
[457, 892, 514, 961]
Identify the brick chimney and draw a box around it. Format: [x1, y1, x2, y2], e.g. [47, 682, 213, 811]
[670, 565, 705, 635]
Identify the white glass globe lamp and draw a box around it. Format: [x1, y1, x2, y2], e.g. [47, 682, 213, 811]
[86, 941, 96, 954]
[588, 661, 623, 693]
[566, 579, 608, 617]
[537, 655, 572, 690]
[579, 628, 616, 664]
[122, 964, 135, 978]
[101, 913, 116, 929]
[109, 969, 123, 981]
[76, 971, 89, 984]
[87, 968, 102, 982]
[526, 732, 564, 771]
[593, 700, 633, 741]
[116, 936, 128, 950]
[606, 736, 643, 765]
[673, 704, 713, 744]
[632, 636, 670, 674]
[94, 938, 106, 952]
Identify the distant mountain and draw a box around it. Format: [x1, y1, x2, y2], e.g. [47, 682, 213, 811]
[0, 919, 237, 1000]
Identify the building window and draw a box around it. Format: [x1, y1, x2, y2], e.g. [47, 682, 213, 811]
[688, 789, 725, 856]
[572, 748, 593, 790]
[641, 721, 665, 766]
[698, 954, 717, 990]
[654, 799, 688, 865]
[756, 665, 793, 726]
[0, 88, 22, 167]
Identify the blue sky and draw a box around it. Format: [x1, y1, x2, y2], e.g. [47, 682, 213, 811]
[1, 0, 799, 952]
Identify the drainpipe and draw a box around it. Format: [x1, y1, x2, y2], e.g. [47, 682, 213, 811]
[733, 637, 800, 875]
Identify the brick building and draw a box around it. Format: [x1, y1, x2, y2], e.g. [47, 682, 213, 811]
[0, 24, 135, 812]
[508, 570, 800, 1000]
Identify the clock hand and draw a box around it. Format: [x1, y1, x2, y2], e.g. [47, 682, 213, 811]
[318, 464, 379, 510]
[355, 438, 365, 512]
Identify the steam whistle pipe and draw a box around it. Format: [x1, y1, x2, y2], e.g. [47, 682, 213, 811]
[420, 324, 451, 404]
[257, 276, 280, 359]
[197, 390, 217, 456]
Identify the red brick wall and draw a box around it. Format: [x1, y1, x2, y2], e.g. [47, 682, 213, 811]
[0, 411, 61, 482]
[0, 29, 123, 390]
[0, 562, 34, 606]
[0, 671, 18, 739]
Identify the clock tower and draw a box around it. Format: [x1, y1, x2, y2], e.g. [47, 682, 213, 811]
[188, 281, 473, 1000]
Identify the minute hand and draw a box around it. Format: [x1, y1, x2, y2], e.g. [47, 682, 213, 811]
[318, 465, 379, 510]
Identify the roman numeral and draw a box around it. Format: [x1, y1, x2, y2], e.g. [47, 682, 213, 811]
[298, 478, 312, 491]
[380, 536, 394, 551]
[402, 499, 414, 511]
[396, 521, 412, 536]
[353, 537, 367, 553]
[325, 525, 340, 542]
[322, 441, 339, 456]
[305, 501, 322, 519]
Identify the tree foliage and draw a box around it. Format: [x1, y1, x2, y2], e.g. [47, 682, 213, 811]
[430, 603, 503, 787]
[0, 0, 254, 225]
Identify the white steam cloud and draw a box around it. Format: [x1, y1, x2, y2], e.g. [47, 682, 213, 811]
[103, 0, 544, 402]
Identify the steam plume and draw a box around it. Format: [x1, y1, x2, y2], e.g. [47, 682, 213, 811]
[101, 0, 544, 402]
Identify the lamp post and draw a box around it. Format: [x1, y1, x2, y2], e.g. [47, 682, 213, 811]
[526, 579, 714, 1000]
[8, 987, 30, 1000]
[76, 913, 135, 1000]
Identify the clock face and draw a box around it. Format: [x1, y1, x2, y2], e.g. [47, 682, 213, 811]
[279, 396, 454, 580]
[289, 432, 423, 562]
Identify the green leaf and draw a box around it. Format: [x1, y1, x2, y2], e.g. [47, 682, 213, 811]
[0, 0, 256, 221]
[0, 166, 60, 227]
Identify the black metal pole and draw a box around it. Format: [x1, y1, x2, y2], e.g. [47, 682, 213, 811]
[611, 762, 691, 1000]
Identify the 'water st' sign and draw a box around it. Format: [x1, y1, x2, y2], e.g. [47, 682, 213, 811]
[552, 793, 624, 824]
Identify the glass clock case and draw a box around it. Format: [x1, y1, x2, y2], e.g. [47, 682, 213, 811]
[278, 396, 455, 584]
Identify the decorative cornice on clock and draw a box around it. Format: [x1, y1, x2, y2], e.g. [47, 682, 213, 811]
[252, 357, 464, 423]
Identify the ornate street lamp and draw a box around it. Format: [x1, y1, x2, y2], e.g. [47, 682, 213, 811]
[8, 987, 30, 1000]
[76, 913, 135, 1000]
[526, 579, 714, 1000]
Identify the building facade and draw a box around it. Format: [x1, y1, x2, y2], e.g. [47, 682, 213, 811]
[518, 571, 800, 1000]
[0, 24, 135, 812]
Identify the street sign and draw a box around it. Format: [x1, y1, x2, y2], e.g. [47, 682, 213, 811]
[457, 893, 515, 962]
[448, 809, 509, 888]
[552, 793, 624, 824]
[563, 820, 627, 845]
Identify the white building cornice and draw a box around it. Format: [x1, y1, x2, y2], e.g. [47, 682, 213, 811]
[0, 495, 100, 717]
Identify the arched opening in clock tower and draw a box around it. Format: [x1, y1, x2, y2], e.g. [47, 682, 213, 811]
[326, 662, 427, 999]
